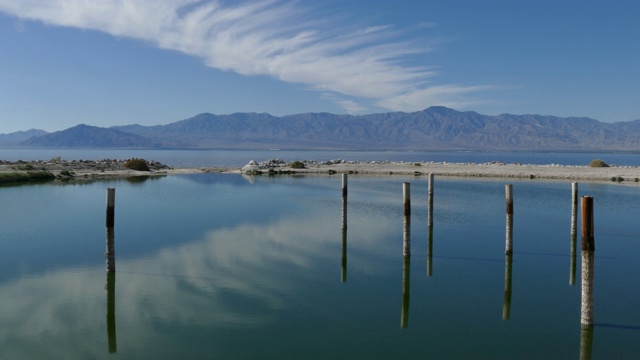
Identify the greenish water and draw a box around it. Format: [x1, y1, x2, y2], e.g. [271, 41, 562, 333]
[0, 173, 639, 359]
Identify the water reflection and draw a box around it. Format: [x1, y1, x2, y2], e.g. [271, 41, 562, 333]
[503, 254, 513, 320]
[580, 325, 594, 360]
[401, 256, 411, 329]
[427, 225, 433, 277]
[341, 197, 347, 283]
[106, 272, 117, 353]
[401, 215, 411, 328]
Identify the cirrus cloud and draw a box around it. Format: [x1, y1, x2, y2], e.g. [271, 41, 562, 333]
[0, 0, 493, 113]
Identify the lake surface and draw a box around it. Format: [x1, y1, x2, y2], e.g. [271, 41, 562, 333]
[1, 148, 639, 167]
[0, 172, 639, 358]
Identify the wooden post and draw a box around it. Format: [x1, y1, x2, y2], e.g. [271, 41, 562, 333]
[106, 272, 117, 353]
[505, 184, 513, 255]
[106, 188, 116, 273]
[570, 183, 579, 285]
[106, 188, 115, 228]
[428, 173, 434, 227]
[503, 254, 513, 320]
[403, 182, 411, 217]
[403, 215, 411, 257]
[341, 197, 347, 283]
[581, 196, 595, 327]
[342, 173, 348, 198]
[571, 183, 578, 237]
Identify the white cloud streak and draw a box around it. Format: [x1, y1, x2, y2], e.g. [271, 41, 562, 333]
[0, 0, 491, 113]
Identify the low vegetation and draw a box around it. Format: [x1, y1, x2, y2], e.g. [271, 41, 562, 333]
[0, 171, 56, 185]
[123, 158, 151, 171]
[289, 161, 306, 169]
[588, 159, 609, 167]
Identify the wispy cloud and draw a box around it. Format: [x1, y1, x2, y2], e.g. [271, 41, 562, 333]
[0, 0, 492, 113]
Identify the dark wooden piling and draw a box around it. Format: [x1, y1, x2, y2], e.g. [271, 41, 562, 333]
[581, 196, 594, 327]
[106, 272, 117, 353]
[403, 182, 411, 217]
[571, 183, 578, 237]
[106, 188, 115, 228]
[403, 215, 411, 257]
[503, 254, 513, 320]
[342, 173, 348, 198]
[106, 188, 116, 273]
[428, 173, 434, 227]
[505, 184, 513, 254]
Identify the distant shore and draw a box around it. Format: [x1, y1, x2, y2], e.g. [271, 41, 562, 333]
[1, 158, 639, 184]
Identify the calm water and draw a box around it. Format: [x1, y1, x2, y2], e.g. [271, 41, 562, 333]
[0, 173, 639, 358]
[0, 148, 639, 167]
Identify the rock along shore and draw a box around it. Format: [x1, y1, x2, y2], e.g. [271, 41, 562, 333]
[0, 158, 639, 184]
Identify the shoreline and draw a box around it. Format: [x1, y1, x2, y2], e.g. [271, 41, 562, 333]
[1, 158, 639, 184]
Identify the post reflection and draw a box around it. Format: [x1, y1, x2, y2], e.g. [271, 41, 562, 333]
[401, 255, 411, 329]
[570, 232, 577, 286]
[106, 272, 117, 353]
[427, 225, 433, 277]
[401, 216, 411, 328]
[341, 197, 348, 283]
[503, 254, 513, 320]
[579, 324, 594, 360]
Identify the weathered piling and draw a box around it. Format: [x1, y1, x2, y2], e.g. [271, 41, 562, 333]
[341, 197, 348, 283]
[106, 272, 117, 353]
[403, 182, 411, 217]
[342, 173, 348, 198]
[428, 173, 434, 227]
[570, 183, 578, 286]
[106, 188, 116, 273]
[403, 215, 411, 257]
[503, 254, 513, 320]
[401, 255, 411, 329]
[505, 184, 513, 255]
[581, 196, 595, 327]
[106, 188, 115, 228]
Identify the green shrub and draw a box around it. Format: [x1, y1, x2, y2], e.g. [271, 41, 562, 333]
[289, 161, 305, 169]
[124, 158, 150, 171]
[588, 159, 609, 167]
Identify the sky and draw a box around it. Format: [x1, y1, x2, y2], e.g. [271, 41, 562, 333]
[0, 0, 639, 134]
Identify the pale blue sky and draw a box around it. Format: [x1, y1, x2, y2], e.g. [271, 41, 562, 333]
[0, 0, 638, 133]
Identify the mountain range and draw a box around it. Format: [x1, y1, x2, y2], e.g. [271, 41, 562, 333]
[3, 107, 640, 151]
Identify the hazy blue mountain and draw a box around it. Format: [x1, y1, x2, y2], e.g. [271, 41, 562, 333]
[0, 129, 48, 146]
[12, 107, 640, 150]
[20, 124, 165, 148]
